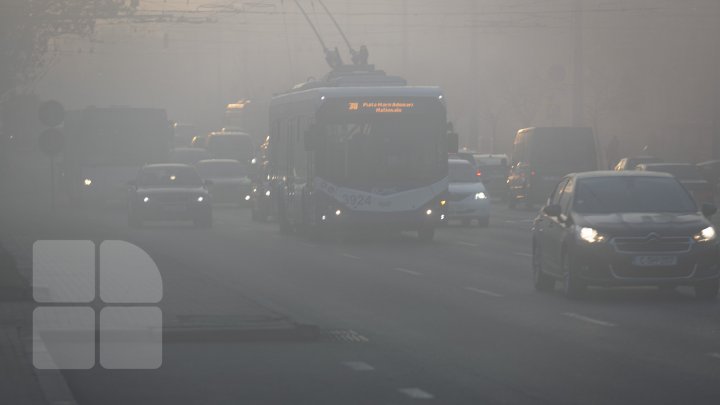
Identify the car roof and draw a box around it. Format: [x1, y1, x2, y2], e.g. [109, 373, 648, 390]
[196, 159, 242, 164]
[640, 163, 694, 168]
[448, 158, 473, 165]
[172, 147, 206, 152]
[143, 163, 193, 169]
[571, 170, 674, 180]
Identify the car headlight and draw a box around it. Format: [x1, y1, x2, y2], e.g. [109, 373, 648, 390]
[197, 196, 205, 202]
[474, 192, 487, 200]
[83, 178, 93, 187]
[578, 227, 606, 243]
[265, 190, 271, 197]
[693, 226, 716, 242]
[142, 196, 150, 203]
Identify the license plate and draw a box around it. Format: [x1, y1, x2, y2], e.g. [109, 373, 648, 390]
[632, 255, 678, 267]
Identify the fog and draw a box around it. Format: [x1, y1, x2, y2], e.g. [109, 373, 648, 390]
[29, 0, 720, 161]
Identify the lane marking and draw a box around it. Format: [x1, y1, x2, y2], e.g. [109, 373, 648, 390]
[513, 252, 533, 258]
[341, 253, 361, 260]
[465, 286, 504, 297]
[707, 353, 720, 360]
[398, 388, 435, 400]
[563, 312, 617, 327]
[343, 361, 375, 371]
[455, 241, 478, 247]
[393, 268, 422, 276]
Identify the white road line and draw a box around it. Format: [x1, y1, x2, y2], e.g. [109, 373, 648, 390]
[563, 312, 617, 327]
[393, 267, 422, 276]
[398, 388, 435, 400]
[341, 253, 361, 260]
[513, 252, 533, 258]
[455, 241, 478, 247]
[343, 361, 375, 371]
[707, 352, 720, 360]
[464, 286, 504, 297]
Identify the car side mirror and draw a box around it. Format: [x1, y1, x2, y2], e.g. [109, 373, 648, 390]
[543, 204, 562, 217]
[701, 203, 717, 218]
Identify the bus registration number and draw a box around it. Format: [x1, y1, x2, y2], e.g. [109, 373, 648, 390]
[342, 193, 372, 208]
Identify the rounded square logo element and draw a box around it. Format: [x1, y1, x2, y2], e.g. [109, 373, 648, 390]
[33, 240, 95, 303]
[100, 307, 163, 369]
[33, 307, 95, 370]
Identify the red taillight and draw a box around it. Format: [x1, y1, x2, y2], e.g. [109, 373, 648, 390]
[476, 170, 483, 177]
[530, 170, 536, 177]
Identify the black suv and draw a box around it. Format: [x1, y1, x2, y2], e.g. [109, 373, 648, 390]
[532, 171, 719, 299]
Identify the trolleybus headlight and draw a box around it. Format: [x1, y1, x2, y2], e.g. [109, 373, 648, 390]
[244, 195, 251, 201]
[143, 196, 150, 203]
[335, 209, 342, 216]
[84, 178, 93, 187]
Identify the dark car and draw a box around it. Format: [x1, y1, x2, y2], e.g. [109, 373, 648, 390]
[636, 163, 714, 205]
[613, 155, 663, 171]
[128, 164, 212, 228]
[472, 153, 509, 200]
[532, 171, 719, 299]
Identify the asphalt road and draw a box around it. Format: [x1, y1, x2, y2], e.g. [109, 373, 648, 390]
[60, 203, 720, 404]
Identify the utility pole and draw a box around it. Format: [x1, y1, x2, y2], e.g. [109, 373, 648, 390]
[572, 0, 584, 126]
[402, 0, 408, 73]
[469, 0, 479, 150]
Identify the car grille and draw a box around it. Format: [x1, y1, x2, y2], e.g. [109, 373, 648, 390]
[611, 264, 695, 279]
[447, 192, 474, 201]
[611, 236, 692, 254]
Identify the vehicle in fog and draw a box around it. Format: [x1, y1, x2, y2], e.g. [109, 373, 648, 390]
[446, 159, 490, 227]
[613, 155, 663, 171]
[195, 159, 252, 206]
[532, 171, 719, 299]
[269, 67, 450, 241]
[173, 122, 197, 147]
[205, 131, 255, 164]
[62, 107, 172, 204]
[127, 164, 212, 228]
[169, 147, 211, 165]
[507, 127, 598, 208]
[472, 153, 509, 200]
[635, 163, 714, 205]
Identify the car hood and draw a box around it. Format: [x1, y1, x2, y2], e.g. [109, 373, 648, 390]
[136, 187, 208, 195]
[448, 182, 485, 194]
[574, 212, 710, 236]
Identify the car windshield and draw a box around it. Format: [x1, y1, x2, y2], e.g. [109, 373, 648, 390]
[645, 165, 704, 181]
[138, 166, 202, 187]
[449, 161, 479, 183]
[574, 176, 697, 214]
[196, 161, 247, 178]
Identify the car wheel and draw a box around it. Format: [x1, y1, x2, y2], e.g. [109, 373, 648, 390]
[533, 246, 555, 292]
[418, 227, 435, 242]
[562, 251, 586, 299]
[694, 279, 719, 300]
